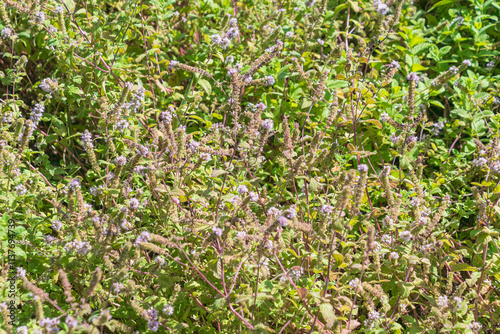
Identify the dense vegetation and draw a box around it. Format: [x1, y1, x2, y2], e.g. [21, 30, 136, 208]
[1, 0, 500, 333]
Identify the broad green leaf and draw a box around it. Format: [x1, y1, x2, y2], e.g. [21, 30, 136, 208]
[319, 303, 336, 329]
[411, 63, 428, 72]
[409, 37, 426, 48]
[301, 97, 313, 109]
[211, 169, 227, 177]
[450, 108, 471, 119]
[327, 80, 349, 89]
[197, 78, 212, 96]
[362, 119, 382, 129]
[170, 188, 185, 196]
[429, 0, 460, 11]
[450, 263, 478, 272]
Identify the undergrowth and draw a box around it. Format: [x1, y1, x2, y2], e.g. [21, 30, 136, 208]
[1, 0, 500, 333]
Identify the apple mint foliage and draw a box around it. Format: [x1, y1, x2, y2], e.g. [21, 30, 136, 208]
[1, 0, 500, 333]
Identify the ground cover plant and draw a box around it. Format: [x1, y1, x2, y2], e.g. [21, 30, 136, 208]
[1, 0, 500, 333]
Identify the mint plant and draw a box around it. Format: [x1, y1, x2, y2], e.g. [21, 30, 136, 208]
[1, 0, 500, 333]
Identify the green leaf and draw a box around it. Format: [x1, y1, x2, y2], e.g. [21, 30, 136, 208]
[277, 64, 292, 81]
[63, 0, 76, 11]
[409, 36, 426, 48]
[390, 322, 403, 334]
[411, 42, 432, 55]
[399, 282, 414, 298]
[429, 0, 460, 11]
[450, 108, 471, 119]
[214, 258, 222, 279]
[197, 78, 212, 96]
[301, 97, 313, 109]
[333, 3, 348, 17]
[211, 169, 227, 177]
[408, 325, 425, 334]
[327, 80, 349, 89]
[450, 263, 478, 272]
[154, 185, 168, 193]
[135, 53, 147, 63]
[170, 188, 185, 196]
[67, 86, 84, 95]
[362, 119, 382, 129]
[411, 63, 428, 72]
[45, 134, 58, 144]
[400, 156, 410, 169]
[347, 0, 360, 12]
[105, 321, 116, 332]
[190, 115, 205, 123]
[319, 303, 335, 329]
[429, 101, 445, 109]
[308, 178, 320, 193]
[281, 230, 291, 246]
[214, 298, 226, 310]
[332, 252, 344, 265]
[438, 46, 452, 57]
[253, 323, 275, 333]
